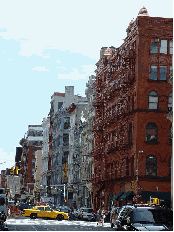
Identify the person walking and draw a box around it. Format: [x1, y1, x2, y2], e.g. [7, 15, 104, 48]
[101, 208, 105, 227]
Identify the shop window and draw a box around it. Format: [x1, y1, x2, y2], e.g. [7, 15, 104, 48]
[146, 155, 157, 176]
[148, 91, 158, 110]
[160, 40, 167, 54]
[168, 93, 172, 111]
[169, 125, 172, 143]
[146, 122, 158, 143]
[150, 66, 157, 80]
[170, 40, 173, 54]
[160, 66, 167, 80]
[150, 38, 158, 54]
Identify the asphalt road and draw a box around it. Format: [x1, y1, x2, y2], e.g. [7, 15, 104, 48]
[6, 217, 115, 231]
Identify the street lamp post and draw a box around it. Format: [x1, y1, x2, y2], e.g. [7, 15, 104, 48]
[136, 151, 143, 203]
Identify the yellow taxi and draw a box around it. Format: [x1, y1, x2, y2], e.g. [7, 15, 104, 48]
[22, 205, 69, 220]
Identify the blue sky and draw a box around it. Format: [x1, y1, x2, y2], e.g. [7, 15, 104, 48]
[0, 0, 173, 172]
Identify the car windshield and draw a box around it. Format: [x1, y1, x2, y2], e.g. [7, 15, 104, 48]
[131, 209, 155, 223]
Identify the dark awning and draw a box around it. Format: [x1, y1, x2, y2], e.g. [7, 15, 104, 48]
[113, 192, 124, 201]
[142, 191, 171, 201]
[119, 191, 133, 201]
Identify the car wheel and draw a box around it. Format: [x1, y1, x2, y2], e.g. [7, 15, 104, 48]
[30, 213, 37, 219]
[56, 214, 64, 221]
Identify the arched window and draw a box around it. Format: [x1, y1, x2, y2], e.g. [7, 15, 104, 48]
[169, 125, 172, 143]
[146, 123, 158, 142]
[168, 92, 172, 111]
[146, 155, 157, 176]
[148, 91, 158, 110]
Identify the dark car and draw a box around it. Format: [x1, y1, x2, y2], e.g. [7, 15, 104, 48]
[115, 205, 173, 231]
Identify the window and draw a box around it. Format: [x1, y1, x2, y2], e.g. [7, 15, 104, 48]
[169, 66, 173, 79]
[169, 125, 172, 143]
[160, 66, 167, 80]
[64, 117, 70, 129]
[32, 159, 36, 165]
[32, 150, 35, 156]
[150, 66, 157, 80]
[168, 93, 172, 111]
[146, 123, 158, 142]
[148, 91, 158, 110]
[37, 207, 44, 211]
[160, 40, 167, 54]
[63, 134, 69, 146]
[146, 155, 157, 176]
[170, 40, 173, 54]
[58, 102, 63, 110]
[150, 39, 158, 54]
[45, 207, 51, 211]
[31, 168, 35, 176]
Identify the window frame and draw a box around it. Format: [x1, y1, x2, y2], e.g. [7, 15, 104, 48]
[146, 122, 158, 143]
[150, 39, 159, 54]
[150, 66, 158, 80]
[146, 155, 157, 177]
[160, 66, 167, 80]
[160, 39, 167, 54]
[148, 91, 158, 110]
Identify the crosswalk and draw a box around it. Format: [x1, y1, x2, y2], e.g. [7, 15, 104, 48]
[7, 218, 111, 228]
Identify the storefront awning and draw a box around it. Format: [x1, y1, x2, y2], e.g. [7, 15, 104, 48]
[142, 191, 171, 201]
[113, 192, 124, 201]
[119, 191, 133, 201]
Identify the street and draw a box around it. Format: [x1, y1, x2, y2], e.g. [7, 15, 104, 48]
[6, 217, 115, 231]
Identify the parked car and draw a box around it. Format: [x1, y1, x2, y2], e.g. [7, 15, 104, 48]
[22, 205, 69, 220]
[110, 207, 120, 228]
[8, 201, 15, 206]
[115, 205, 173, 231]
[78, 207, 96, 221]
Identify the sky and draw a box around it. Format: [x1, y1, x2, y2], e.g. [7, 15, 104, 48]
[0, 0, 173, 172]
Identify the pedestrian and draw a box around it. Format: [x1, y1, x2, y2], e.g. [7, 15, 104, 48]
[100, 208, 105, 226]
[96, 208, 101, 226]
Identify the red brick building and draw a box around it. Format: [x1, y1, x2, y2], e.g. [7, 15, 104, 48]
[92, 7, 173, 210]
[20, 125, 43, 200]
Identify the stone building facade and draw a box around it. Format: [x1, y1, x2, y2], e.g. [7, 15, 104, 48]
[49, 87, 87, 205]
[67, 101, 88, 207]
[92, 8, 173, 210]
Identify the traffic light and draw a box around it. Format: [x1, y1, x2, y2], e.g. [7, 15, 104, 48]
[131, 181, 135, 189]
[14, 166, 18, 175]
[10, 166, 14, 175]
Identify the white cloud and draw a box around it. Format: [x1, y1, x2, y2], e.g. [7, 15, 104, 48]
[57, 59, 61, 63]
[58, 68, 86, 80]
[32, 66, 50, 71]
[56, 67, 67, 70]
[43, 54, 50, 58]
